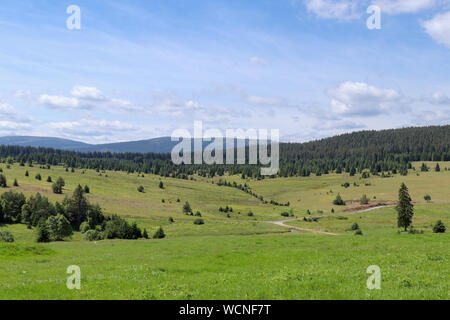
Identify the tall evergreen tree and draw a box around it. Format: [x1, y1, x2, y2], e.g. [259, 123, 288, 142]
[396, 183, 414, 231]
[66, 185, 89, 230]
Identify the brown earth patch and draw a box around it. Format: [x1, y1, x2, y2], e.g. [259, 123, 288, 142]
[344, 201, 397, 212]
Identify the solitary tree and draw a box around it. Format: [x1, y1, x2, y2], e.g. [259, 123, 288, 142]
[420, 163, 429, 172]
[183, 201, 192, 214]
[333, 193, 346, 206]
[0, 174, 7, 188]
[396, 183, 414, 231]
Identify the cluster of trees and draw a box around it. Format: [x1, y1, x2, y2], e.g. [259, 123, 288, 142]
[0, 185, 148, 242]
[0, 125, 448, 179]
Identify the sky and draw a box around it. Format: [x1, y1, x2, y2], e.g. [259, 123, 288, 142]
[0, 0, 450, 144]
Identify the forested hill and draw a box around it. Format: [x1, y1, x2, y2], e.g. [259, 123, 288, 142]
[0, 125, 448, 178]
[281, 125, 450, 162]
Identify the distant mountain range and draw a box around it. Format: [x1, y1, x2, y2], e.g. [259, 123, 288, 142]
[0, 136, 254, 153]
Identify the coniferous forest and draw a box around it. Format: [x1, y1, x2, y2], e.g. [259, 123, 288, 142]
[0, 126, 448, 179]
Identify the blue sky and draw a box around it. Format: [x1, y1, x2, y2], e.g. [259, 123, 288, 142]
[1, 0, 449, 143]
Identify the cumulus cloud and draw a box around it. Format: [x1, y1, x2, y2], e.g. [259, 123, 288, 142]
[37, 86, 142, 112]
[39, 94, 81, 109]
[0, 121, 31, 130]
[422, 11, 450, 48]
[328, 82, 407, 116]
[0, 104, 32, 134]
[303, 0, 361, 20]
[0, 102, 33, 122]
[71, 86, 106, 101]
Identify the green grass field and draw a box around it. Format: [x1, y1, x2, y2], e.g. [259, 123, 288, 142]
[0, 162, 449, 299]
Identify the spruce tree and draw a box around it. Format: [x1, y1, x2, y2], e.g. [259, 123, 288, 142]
[396, 183, 414, 231]
[435, 163, 440, 172]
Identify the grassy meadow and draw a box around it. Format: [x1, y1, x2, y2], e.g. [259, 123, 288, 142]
[0, 162, 449, 299]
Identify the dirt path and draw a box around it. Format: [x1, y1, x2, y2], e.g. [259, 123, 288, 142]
[265, 218, 338, 236]
[265, 204, 394, 236]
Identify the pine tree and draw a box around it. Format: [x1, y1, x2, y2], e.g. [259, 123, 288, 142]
[396, 183, 414, 231]
[153, 227, 166, 239]
[435, 163, 441, 172]
[183, 201, 192, 214]
[333, 193, 346, 206]
[143, 228, 149, 239]
[0, 174, 7, 188]
[13, 179, 19, 187]
[36, 219, 51, 243]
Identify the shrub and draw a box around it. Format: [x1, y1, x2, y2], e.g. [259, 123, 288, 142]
[80, 222, 90, 234]
[168, 217, 175, 223]
[84, 230, 103, 241]
[424, 194, 432, 202]
[281, 212, 290, 217]
[354, 229, 363, 236]
[195, 211, 202, 217]
[47, 176, 52, 183]
[408, 226, 424, 234]
[84, 185, 90, 194]
[247, 211, 254, 217]
[36, 220, 51, 243]
[25, 171, 29, 177]
[0, 230, 14, 242]
[103, 215, 142, 240]
[433, 220, 446, 234]
[194, 219, 205, 225]
[46, 214, 73, 241]
[153, 227, 166, 239]
[35, 173, 41, 181]
[13, 179, 19, 187]
[137, 186, 144, 193]
[142, 229, 149, 239]
[333, 194, 346, 206]
[360, 194, 369, 205]
[159, 181, 164, 189]
[351, 223, 360, 231]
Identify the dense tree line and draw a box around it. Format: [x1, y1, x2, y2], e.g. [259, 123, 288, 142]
[0, 125, 448, 178]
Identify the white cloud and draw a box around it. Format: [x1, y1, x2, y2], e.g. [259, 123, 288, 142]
[431, 92, 450, 105]
[0, 121, 31, 130]
[37, 86, 143, 112]
[38, 94, 81, 109]
[304, 0, 360, 20]
[0, 102, 33, 122]
[71, 86, 106, 101]
[328, 82, 406, 116]
[422, 11, 450, 48]
[373, 0, 436, 14]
